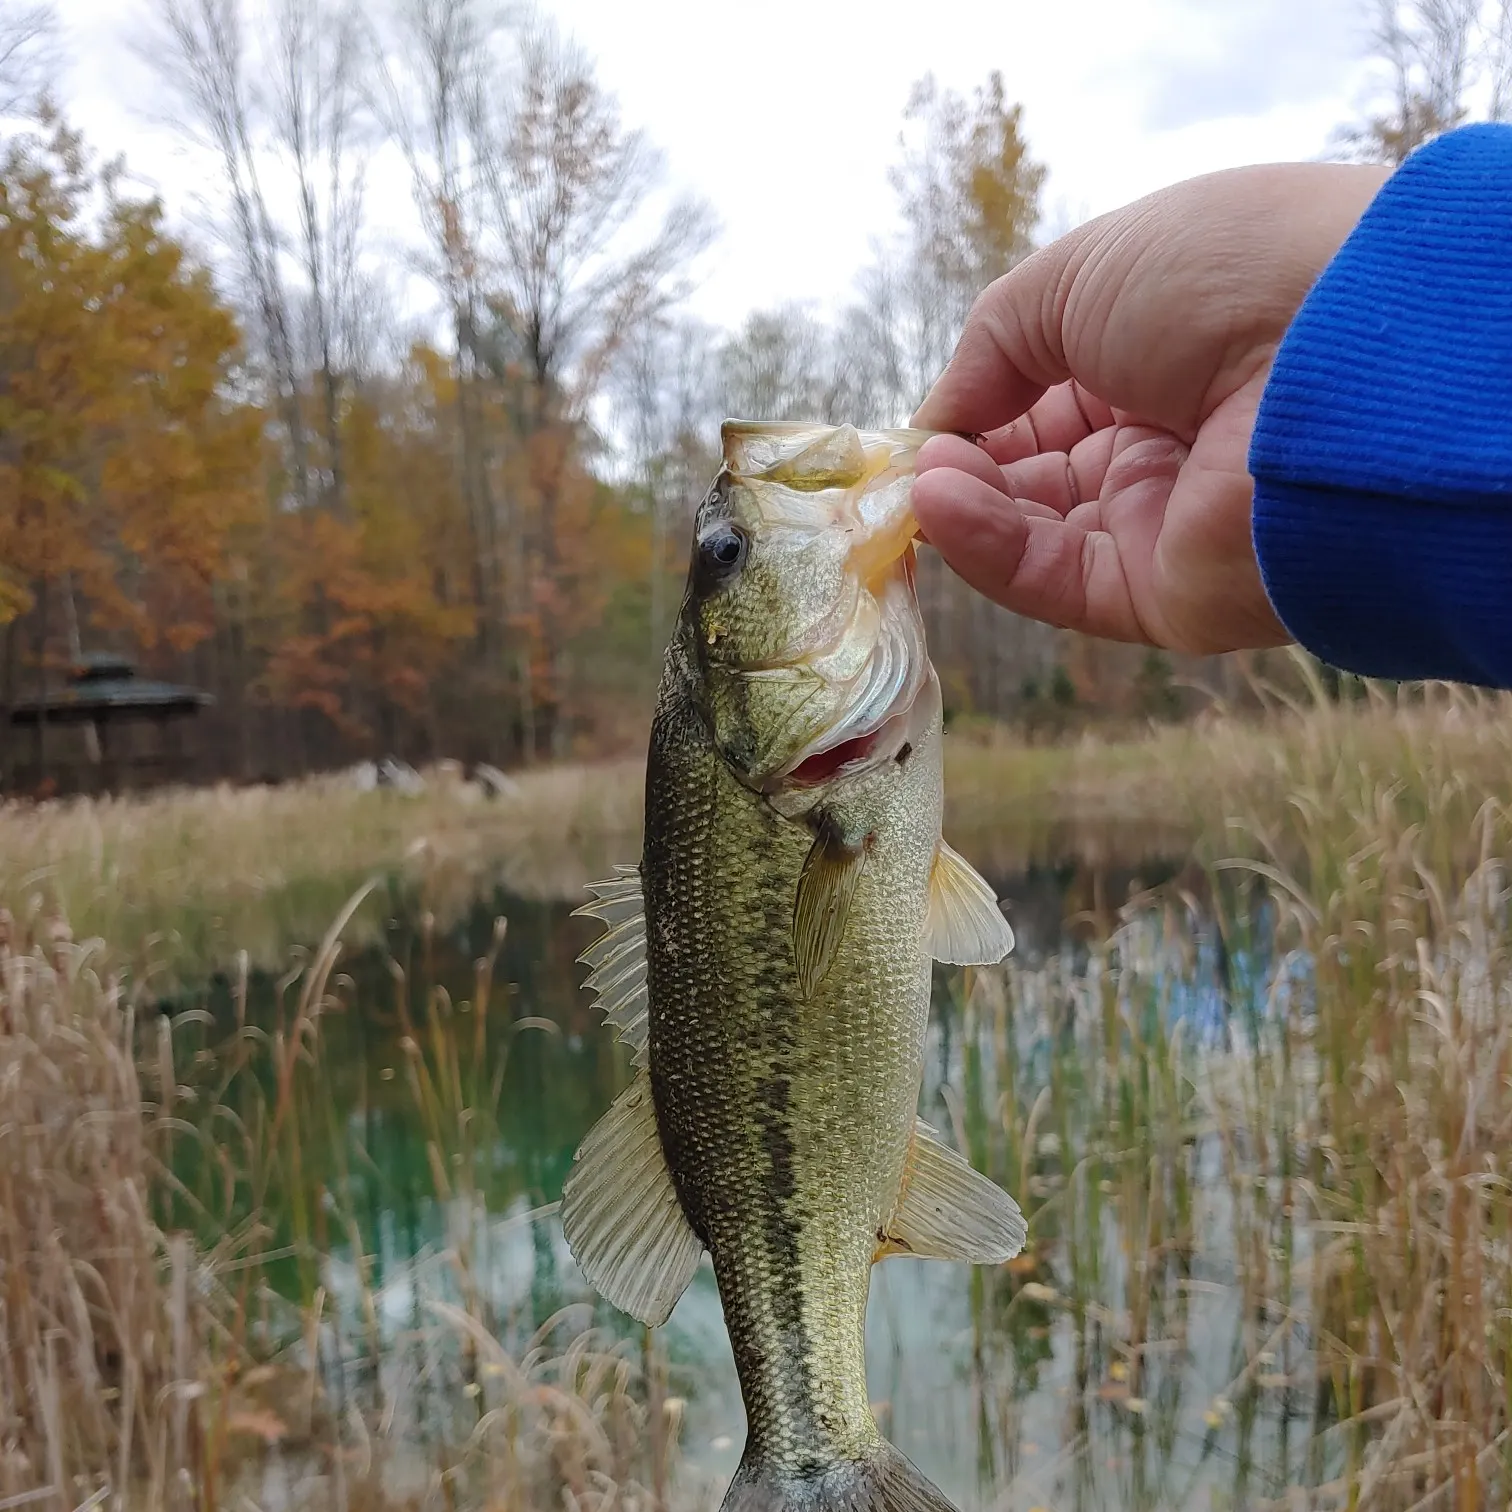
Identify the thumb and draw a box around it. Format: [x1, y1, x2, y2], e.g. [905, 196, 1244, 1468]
[910, 233, 1085, 435]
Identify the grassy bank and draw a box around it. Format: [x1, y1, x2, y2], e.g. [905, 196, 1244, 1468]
[0, 761, 645, 976]
[946, 677, 1512, 874]
[5, 679, 1512, 976]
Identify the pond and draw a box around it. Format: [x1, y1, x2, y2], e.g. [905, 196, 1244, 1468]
[163, 842, 1336, 1512]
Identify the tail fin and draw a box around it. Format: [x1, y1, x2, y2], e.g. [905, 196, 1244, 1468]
[720, 1441, 956, 1512]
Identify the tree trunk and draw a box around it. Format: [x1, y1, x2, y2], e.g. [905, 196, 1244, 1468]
[34, 572, 48, 784]
[0, 619, 15, 790]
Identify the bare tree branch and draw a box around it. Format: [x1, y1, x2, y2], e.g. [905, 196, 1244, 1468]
[466, 19, 715, 417]
[1489, 0, 1512, 119]
[614, 314, 720, 654]
[0, 1, 58, 119]
[1336, 0, 1489, 163]
[137, 0, 314, 508]
[269, 0, 370, 512]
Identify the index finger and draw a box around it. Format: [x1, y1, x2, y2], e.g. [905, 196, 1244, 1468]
[910, 238, 1081, 434]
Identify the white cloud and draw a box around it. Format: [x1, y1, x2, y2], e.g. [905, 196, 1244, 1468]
[47, 0, 1376, 332]
[1124, 0, 1371, 131]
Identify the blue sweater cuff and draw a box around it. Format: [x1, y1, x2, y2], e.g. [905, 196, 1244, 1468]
[1250, 124, 1512, 688]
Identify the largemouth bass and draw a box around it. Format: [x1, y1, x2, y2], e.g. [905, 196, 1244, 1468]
[562, 420, 1025, 1512]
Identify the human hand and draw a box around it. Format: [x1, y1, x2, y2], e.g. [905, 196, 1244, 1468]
[910, 162, 1391, 653]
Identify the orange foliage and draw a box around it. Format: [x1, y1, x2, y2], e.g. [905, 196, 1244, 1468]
[253, 356, 477, 740]
[0, 115, 261, 650]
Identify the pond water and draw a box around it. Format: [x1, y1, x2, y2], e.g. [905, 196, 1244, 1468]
[168, 844, 1333, 1512]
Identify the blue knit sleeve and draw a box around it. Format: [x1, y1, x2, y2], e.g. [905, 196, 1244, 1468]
[1249, 124, 1512, 688]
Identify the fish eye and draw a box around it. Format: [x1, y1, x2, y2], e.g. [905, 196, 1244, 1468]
[698, 523, 748, 581]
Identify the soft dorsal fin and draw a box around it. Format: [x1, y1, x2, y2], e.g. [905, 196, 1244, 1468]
[572, 865, 649, 1065]
[925, 841, 1014, 965]
[878, 1118, 1027, 1264]
[792, 828, 868, 1000]
[560, 1072, 703, 1326]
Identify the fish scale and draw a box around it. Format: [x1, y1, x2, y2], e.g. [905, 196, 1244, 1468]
[560, 421, 1027, 1512]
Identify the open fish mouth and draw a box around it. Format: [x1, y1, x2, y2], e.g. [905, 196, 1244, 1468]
[786, 702, 915, 787]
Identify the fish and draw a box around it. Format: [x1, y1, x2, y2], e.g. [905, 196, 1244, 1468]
[561, 420, 1026, 1512]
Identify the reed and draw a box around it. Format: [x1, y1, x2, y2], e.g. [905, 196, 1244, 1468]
[0, 908, 214, 1510]
[950, 678, 1512, 1510]
[0, 893, 687, 1511]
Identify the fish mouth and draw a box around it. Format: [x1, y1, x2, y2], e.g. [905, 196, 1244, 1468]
[785, 701, 915, 788]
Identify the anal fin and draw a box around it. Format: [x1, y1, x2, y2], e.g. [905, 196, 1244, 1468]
[925, 840, 1014, 965]
[879, 1118, 1027, 1265]
[561, 1072, 703, 1326]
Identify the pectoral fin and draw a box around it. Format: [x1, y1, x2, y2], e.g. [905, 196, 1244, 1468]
[878, 1118, 1027, 1264]
[793, 828, 868, 999]
[925, 840, 1014, 965]
[560, 1073, 703, 1326]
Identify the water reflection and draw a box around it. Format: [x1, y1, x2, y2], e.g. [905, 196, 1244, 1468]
[175, 854, 1324, 1510]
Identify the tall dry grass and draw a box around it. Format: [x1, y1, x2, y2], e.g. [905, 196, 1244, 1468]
[0, 895, 688, 1512]
[945, 677, 1512, 875]
[0, 908, 213, 1509]
[952, 678, 1512, 1510]
[1222, 678, 1512, 1510]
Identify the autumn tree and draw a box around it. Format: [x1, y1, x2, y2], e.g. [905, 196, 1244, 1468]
[1337, 0, 1512, 163]
[837, 72, 1047, 424]
[369, 0, 503, 653]
[0, 115, 261, 780]
[252, 348, 476, 755]
[464, 19, 713, 756]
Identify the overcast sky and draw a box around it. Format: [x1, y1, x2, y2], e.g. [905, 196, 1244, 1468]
[51, 0, 1383, 333]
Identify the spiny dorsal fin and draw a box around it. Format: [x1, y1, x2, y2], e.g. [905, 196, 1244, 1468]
[925, 840, 1014, 965]
[560, 1072, 703, 1326]
[792, 828, 868, 1000]
[571, 865, 649, 1065]
[879, 1118, 1027, 1265]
